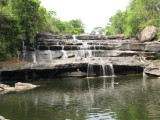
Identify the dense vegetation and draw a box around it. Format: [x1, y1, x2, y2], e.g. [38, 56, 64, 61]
[0, 0, 85, 61]
[106, 0, 160, 38]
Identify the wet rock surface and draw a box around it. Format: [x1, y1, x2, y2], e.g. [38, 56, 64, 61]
[1, 33, 160, 80]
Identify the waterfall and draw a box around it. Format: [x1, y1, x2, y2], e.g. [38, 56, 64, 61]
[47, 47, 52, 60]
[87, 64, 94, 78]
[87, 63, 115, 78]
[61, 46, 68, 59]
[101, 64, 106, 76]
[87, 50, 92, 58]
[109, 64, 115, 76]
[72, 35, 77, 40]
[48, 50, 52, 60]
[81, 42, 92, 58]
[74, 51, 79, 58]
[32, 52, 37, 64]
[102, 64, 115, 77]
[22, 41, 26, 61]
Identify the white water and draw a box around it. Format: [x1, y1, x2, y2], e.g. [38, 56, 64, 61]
[87, 64, 94, 78]
[61, 46, 68, 59]
[47, 47, 53, 60]
[81, 42, 92, 58]
[48, 50, 52, 60]
[101, 64, 106, 76]
[72, 35, 77, 40]
[87, 63, 115, 77]
[22, 41, 26, 61]
[109, 64, 115, 76]
[32, 52, 37, 64]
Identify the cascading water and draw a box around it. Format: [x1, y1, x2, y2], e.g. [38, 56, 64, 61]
[47, 47, 52, 60]
[103, 64, 115, 77]
[32, 52, 37, 64]
[81, 42, 92, 58]
[87, 64, 94, 78]
[31, 52, 37, 68]
[72, 35, 77, 41]
[22, 41, 26, 61]
[61, 46, 68, 59]
[109, 64, 115, 76]
[87, 63, 115, 78]
[101, 64, 106, 76]
[23, 33, 116, 78]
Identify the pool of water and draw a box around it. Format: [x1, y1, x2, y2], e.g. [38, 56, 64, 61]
[0, 75, 160, 120]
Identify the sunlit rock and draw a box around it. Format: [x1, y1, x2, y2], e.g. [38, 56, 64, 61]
[0, 116, 9, 120]
[0, 82, 38, 94]
[138, 26, 157, 42]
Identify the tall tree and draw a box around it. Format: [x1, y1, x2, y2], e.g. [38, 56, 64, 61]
[11, 0, 41, 44]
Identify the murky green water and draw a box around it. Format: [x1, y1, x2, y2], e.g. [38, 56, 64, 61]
[0, 75, 160, 120]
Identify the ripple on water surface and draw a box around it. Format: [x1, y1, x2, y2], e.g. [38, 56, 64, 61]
[0, 76, 160, 120]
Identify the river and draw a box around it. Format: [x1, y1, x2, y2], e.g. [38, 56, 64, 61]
[0, 75, 160, 120]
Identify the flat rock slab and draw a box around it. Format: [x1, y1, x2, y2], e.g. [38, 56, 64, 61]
[119, 43, 145, 51]
[144, 68, 160, 76]
[1, 57, 146, 71]
[145, 44, 160, 52]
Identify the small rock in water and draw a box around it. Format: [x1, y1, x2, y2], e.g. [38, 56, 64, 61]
[15, 82, 38, 91]
[114, 82, 119, 85]
[0, 82, 38, 94]
[0, 116, 9, 120]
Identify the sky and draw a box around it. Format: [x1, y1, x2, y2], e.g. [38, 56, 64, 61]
[40, 0, 130, 33]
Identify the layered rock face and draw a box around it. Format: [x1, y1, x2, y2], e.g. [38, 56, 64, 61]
[23, 34, 142, 62]
[1, 33, 160, 80]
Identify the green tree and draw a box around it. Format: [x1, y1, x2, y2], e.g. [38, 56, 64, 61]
[11, 0, 41, 44]
[0, 2, 21, 61]
[106, 0, 160, 38]
[91, 27, 106, 35]
[69, 19, 85, 34]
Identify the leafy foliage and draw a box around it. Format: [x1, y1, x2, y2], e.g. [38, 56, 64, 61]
[0, 0, 85, 61]
[91, 27, 106, 35]
[106, 0, 160, 38]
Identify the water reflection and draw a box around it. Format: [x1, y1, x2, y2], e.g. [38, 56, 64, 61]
[0, 76, 160, 120]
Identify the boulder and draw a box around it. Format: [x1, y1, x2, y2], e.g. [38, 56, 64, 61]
[138, 26, 157, 42]
[144, 60, 160, 77]
[15, 82, 37, 91]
